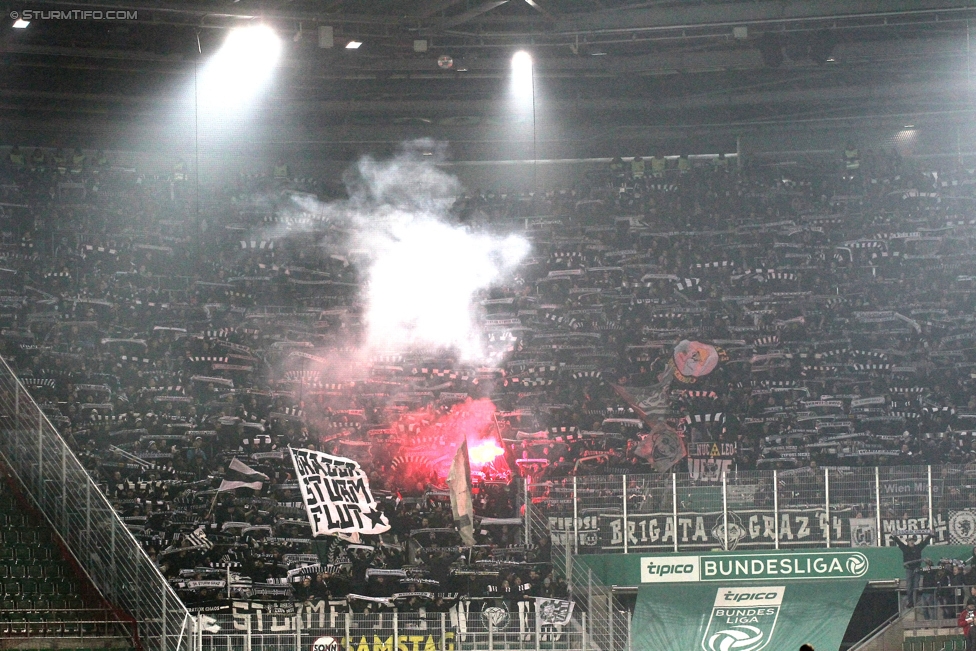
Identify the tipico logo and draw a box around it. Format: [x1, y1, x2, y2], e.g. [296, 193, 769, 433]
[701, 586, 784, 651]
[640, 555, 701, 583]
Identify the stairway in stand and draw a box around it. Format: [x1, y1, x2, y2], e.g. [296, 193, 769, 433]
[0, 471, 136, 650]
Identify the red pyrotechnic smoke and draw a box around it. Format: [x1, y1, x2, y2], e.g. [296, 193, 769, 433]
[395, 398, 510, 485]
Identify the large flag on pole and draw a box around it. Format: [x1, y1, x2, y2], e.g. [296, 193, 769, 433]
[228, 457, 270, 481]
[447, 440, 476, 546]
[216, 479, 263, 492]
[289, 447, 390, 536]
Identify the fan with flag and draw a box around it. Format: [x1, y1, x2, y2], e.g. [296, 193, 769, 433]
[216, 457, 268, 492]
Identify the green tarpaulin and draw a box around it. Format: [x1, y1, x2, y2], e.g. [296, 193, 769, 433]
[634, 580, 866, 651]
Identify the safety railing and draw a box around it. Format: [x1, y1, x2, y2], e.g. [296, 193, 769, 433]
[0, 608, 135, 638]
[0, 354, 193, 651]
[196, 606, 610, 651]
[529, 464, 968, 555]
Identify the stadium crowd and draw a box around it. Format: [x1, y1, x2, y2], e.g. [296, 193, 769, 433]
[1, 143, 976, 615]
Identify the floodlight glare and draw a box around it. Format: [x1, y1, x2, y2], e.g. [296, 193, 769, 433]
[12, 18, 29, 28]
[511, 50, 533, 101]
[198, 24, 282, 109]
[346, 40, 362, 49]
[219, 24, 282, 71]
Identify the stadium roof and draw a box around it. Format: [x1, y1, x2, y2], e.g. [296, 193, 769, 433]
[3, 0, 976, 159]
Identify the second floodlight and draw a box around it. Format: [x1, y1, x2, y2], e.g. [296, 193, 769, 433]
[511, 51, 533, 102]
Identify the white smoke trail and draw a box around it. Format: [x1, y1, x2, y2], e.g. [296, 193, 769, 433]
[289, 141, 530, 364]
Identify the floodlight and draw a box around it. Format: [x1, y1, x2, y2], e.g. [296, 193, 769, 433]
[346, 40, 362, 49]
[219, 24, 282, 70]
[12, 19, 29, 28]
[198, 24, 282, 109]
[511, 50, 533, 100]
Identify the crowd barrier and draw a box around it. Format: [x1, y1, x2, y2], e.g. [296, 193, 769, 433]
[0, 354, 193, 651]
[196, 607, 606, 651]
[6, 334, 971, 651]
[527, 466, 971, 651]
[530, 465, 964, 559]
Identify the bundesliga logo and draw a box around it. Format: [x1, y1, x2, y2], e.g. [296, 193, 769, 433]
[702, 586, 785, 651]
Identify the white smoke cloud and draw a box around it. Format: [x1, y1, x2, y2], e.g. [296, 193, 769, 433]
[289, 141, 530, 364]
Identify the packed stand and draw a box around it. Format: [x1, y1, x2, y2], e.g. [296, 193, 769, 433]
[2, 144, 976, 613]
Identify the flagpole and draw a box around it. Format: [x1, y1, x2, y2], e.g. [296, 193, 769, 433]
[206, 488, 220, 519]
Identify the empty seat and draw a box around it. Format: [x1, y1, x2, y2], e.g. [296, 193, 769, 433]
[56, 579, 78, 595]
[43, 564, 63, 578]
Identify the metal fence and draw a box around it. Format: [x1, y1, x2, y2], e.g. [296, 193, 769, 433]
[525, 465, 969, 651]
[529, 464, 965, 557]
[0, 354, 193, 651]
[0, 608, 136, 638]
[197, 605, 608, 651]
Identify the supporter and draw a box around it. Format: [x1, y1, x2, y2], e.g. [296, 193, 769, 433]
[961, 603, 976, 651]
[5, 145, 976, 620]
[891, 532, 932, 608]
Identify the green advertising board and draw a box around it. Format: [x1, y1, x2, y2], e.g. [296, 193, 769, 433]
[579, 546, 973, 651]
[577, 545, 972, 586]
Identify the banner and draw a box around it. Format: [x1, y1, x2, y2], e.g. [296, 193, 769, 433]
[534, 597, 574, 626]
[598, 508, 854, 551]
[447, 441, 476, 546]
[949, 509, 976, 545]
[289, 447, 390, 536]
[702, 585, 783, 651]
[632, 580, 866, 651]
[879, 514, 947, 544]
[686, 442, 736, 482]
[849, 518, 877, 547]
[577, 545, 975, 589]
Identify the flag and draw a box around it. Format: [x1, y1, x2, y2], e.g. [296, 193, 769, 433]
[289, 447, 390, 536]
[183, 525, 213, 550]
[217, 479, 263, 492]
[200, 615, 220, 633]
[447, 440, 476, 546]
[228, 457, 270, 481]
[634, 421, 686, 473]
[611, 368, 674, 422]
[534, 597, 574, 626]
